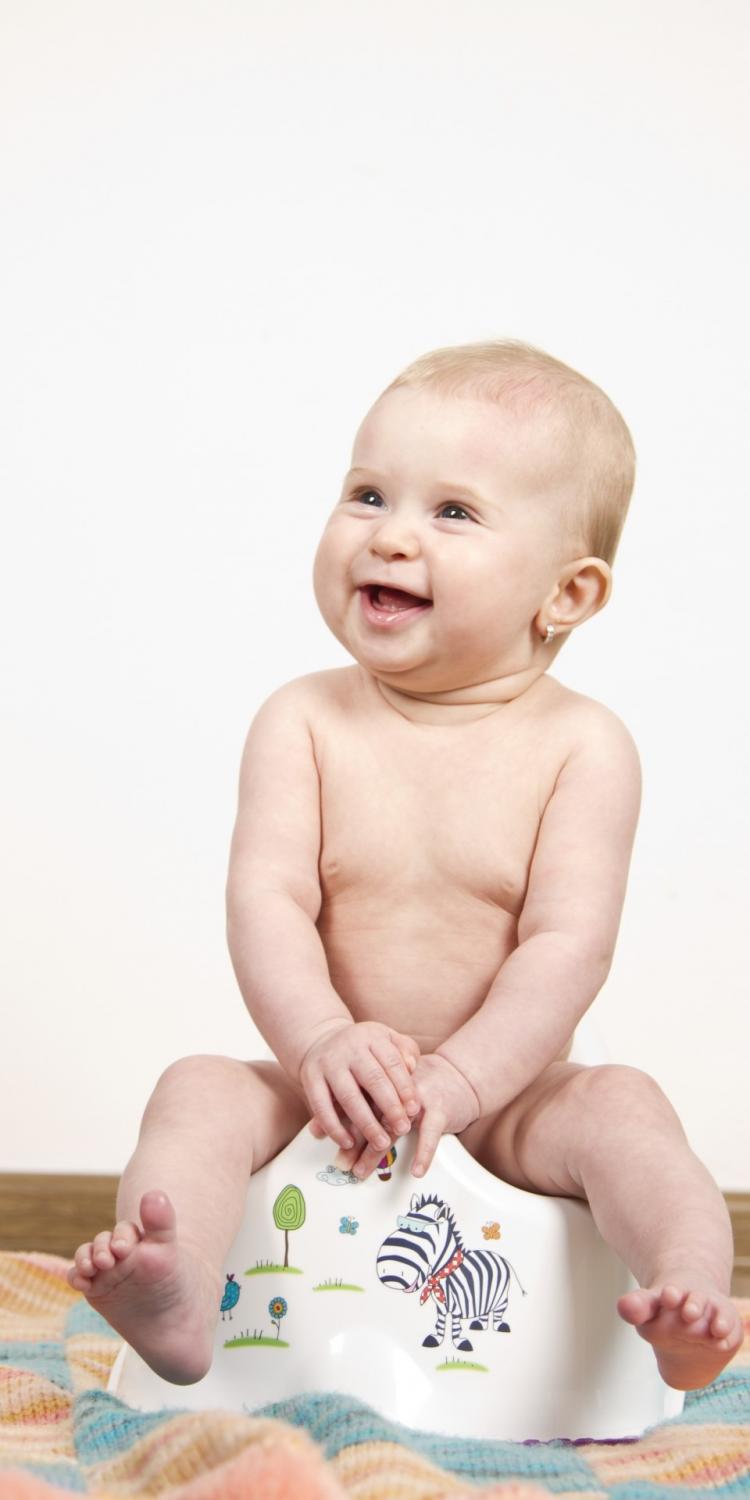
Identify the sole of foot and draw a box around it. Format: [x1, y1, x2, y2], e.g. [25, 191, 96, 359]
[66, 1189, 220, 1384]
[617, 1281, 743, 1390]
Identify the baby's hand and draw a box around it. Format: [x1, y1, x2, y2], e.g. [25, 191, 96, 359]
[300, 1020, 420, 1155]
[410, 1054, 480, 1178]
[343, 1053, 481, 1182]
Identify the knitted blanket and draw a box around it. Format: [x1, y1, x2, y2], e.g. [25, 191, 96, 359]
[1, 1252, 748, 1498]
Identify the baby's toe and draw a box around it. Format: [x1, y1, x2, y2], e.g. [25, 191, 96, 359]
[68, 1271, 93, 1292]
[618, 1287, 660, 1323]
[91, 1230, 116, 1270]
[74, 1242, 95, 1277]
[711, 1308, 731, 1338]
[659, 1284, 687, 1311]
[681, 1292, 709, 1324]
[68, 1244, 95, 1291]
[710, 1304, 742, 1347]
[110, 1220, 141, 1258]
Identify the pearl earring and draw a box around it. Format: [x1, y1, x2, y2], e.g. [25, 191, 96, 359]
[544, 624, 556, 643]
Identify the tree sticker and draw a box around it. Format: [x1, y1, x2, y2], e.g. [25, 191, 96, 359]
[273, 1183, 306, 1268]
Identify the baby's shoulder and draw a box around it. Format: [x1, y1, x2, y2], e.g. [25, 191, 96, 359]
[257, 666, 356, 721]
[540, 677, 640, 772]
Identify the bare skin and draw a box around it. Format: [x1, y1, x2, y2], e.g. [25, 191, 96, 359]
[68, 1191, 218, 1385]
[617, 1283, 741, 1391]
[457, 1059, 742, 1391]
[70, 386, 742, 1391]
[69, 1050, 743, 1391]
[69, 1057, 311, 1383]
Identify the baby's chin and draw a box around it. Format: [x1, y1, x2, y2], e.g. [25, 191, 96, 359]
[322, 595, 532, 700]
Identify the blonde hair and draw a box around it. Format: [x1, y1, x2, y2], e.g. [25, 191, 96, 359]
[380, 340, 635, 565]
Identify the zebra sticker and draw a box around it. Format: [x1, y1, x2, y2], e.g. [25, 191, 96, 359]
[376, 1192, 526, 1352]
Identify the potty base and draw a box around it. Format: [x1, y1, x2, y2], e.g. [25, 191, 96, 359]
[108, 1125, 683, 1441]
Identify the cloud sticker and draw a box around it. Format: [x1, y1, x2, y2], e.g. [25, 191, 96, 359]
[316, 1164, 360, 1186]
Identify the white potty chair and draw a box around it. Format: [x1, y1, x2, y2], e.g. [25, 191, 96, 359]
[109, 1018, 684, 1440]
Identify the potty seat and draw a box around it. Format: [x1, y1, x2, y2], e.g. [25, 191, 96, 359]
[109, 1020, 684, 1440]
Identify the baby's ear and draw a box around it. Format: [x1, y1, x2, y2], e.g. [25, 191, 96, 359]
[538, 557, 612, 637]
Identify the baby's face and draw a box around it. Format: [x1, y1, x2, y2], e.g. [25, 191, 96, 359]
[313, 386, 581, 694]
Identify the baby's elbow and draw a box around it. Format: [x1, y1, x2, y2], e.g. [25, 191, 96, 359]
[574, 936, 613, 994]
[549, 930, 613, 993]
[225, 879, 237, 940]
[225, 876, 247, 953]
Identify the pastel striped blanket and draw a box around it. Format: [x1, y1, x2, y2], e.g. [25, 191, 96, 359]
[1, 1251, 748, 1498]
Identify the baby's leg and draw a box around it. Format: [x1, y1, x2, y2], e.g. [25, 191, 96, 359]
[67, 1056, 309, 1383]
[460, 1062, 742, 1390]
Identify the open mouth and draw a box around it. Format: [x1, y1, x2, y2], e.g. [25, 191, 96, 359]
[363, 585, 432, 613]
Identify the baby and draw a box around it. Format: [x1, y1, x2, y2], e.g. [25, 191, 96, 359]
[69, 340, 741, 1394]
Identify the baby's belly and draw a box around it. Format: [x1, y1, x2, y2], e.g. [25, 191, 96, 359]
[317, 892, 518, 1051]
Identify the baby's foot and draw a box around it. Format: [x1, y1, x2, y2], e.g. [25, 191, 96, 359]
[66, 1190, 221, 1384]
[617, 1276, 743, 1389]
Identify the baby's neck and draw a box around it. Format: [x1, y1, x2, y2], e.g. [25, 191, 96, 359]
[366, 665, 549, 725]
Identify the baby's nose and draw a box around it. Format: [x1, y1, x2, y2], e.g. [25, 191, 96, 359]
[370, 518, 421, 557]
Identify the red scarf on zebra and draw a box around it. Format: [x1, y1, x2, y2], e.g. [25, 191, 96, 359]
[420, 1248, 464, 1303]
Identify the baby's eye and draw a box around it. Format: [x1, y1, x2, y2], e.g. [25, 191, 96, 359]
[352, 488, 384, 507]
[439, 503, 472, 520]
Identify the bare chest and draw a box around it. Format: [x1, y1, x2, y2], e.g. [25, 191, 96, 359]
[313, 700, 549, 920]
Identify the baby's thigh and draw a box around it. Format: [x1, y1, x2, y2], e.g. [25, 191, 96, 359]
[153, 1054, 310, 1174]
[241, 1059, 312, 1172]
[458, 1061, 595, 1199]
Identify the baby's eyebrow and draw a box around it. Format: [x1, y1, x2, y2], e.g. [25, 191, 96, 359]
[346, 466, 388, 483]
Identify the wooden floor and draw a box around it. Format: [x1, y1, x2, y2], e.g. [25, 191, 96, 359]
[1, 1174, 748, 1295]
[0, 1174, 119, 1261]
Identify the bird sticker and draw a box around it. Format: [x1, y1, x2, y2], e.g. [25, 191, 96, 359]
[221, 1272, 241, 1320]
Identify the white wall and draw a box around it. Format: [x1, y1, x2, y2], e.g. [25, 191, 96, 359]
[2, 0, 748, 1185]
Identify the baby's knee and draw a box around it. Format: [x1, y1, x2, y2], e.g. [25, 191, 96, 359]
[146, 1054, 247, 1113]
[574, 1063, 680, 1131]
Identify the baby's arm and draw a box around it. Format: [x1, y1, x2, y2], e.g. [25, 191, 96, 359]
[412, 708, 642, 1175]
[226, 680, 419, 1151]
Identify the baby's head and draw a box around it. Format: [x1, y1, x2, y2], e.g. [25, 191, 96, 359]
[313, 340, 635, 701]
[380, 340, 635, 569]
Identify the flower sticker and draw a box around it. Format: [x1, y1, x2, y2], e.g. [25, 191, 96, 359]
[268, 1296, 288, 1339]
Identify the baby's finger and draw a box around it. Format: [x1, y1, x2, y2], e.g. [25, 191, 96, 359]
[310, 1102, 358, 1143]
[351, 1049, 416, 1131]
[397, 1033, 421, 1073]
[410, 1106, 444, 1179]
[333, 1123, 366, 1171]
[351, 1136, 391, 1181]
[369, 1040, 420, 1120]
[353, 1069, 409, 1138]
[304, 1077, 355, 1151]
[307, 1122, 340, 1140]
[331, 1070, 392, 1153]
